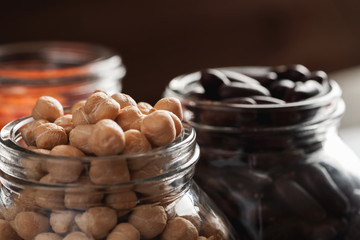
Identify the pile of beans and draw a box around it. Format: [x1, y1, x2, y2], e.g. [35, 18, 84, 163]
[175, 65, 360, 239]
[183, 64, 332, 128]
[191, 64, 329, 104]
[0, 91, 225, 240]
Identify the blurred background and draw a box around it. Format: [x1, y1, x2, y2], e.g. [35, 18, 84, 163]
[1, 0, 360, 150]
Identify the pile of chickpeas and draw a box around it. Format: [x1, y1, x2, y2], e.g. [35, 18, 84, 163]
[0, 91, 224, 240]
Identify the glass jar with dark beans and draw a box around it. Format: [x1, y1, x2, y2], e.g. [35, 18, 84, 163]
[164, 65, 360, 240]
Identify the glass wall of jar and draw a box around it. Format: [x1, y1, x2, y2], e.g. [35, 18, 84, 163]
[164, 66, 360, 240]
[0, 41, 126, 129]
[0, 118, 237, 240]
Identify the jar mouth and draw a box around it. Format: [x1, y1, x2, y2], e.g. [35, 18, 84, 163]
[0, 41, 126, 84]
[0, 116, 199, 188]
[164, 66, 344, 129]
[166, 67, 341, 111]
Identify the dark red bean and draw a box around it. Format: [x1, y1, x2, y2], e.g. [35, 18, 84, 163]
[273, 179, 326, 222]
[269, 79, 296, 99]
[221, 69, 260, 85]
[247, 149, 305, 170]
[218, 82, 270, 99]
[321, 163, 360, 211]
[234, 168, 273, 187]
[242, 201, 288, 225]
[222, 97, 257, 104]
[231, 67, 278, 87]
[250, 71, 278, 88]
[297, 163, 350, 216]
[199, 69, 231, 100]
[273, 64, 311, 81]
[263, 219, 306, 240]
[309, 70, 329, 84]
[186, 91, 206, 100]
[251, 95, 286, 104]
[309, 224, 338, 240]
[305, 217, 348, 239]
[345, 215, 360, 240]
[284, 80, 323, 102]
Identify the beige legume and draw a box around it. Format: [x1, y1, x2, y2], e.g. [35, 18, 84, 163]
[32, 96, 64, 122]
[128, 204, 167, 239]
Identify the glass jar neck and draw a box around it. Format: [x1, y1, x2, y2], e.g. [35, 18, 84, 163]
[194, 98, 344, 170]
[0, 41, 126, 86]
[0, 120, 199, 206]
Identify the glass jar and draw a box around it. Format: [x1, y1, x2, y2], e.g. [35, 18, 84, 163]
[0, 117, 237, 240]
[0, 41, 126, 129]
[164, 67, 360, 240]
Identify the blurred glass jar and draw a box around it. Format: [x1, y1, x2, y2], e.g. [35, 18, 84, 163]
[0, 41, 125, 129]
[0, 119, 237, 240]
[164, 67, 360, 240]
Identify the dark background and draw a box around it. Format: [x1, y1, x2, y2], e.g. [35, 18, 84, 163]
[1, 0, 360, 104]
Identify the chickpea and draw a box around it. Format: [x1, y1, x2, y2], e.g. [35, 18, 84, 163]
[21, 119, 49, 146]
[64, 231, 93, 240]
[1, 190, 36, 221]
[84, 91, 120, 123]
[107, 223, 140, 240]
[75, 207, 117, 239]
[105, 191, 137, 210]
[33, 123, 68, 150]
[88, 119, 125, 156]
[47, 145, 85, 183]
[115, 106, 144, 131]
[168, 111, 183, 137]
[0, 219, 19, 240]
[123, 129, 152, 155]
[12, 211, 50, 240]
[32, 96, 64, 122]
[72, 106, 91, 126]
[128, 204, 167, 239]
[64, 177, 104, 210]
[36, 174, 64, 210]
[50, 144, 85, 157]
[21, 156, 47, 181]
[154, 97, 183, 121]
[50, 210, 76, 234]
[89, 158, 130, 184]
[201, 214, 227, 240]
[54, 114, 74, 134]
[29, 147, 50, 174]
[30, 147, 51, 155]
[161, 217, 199, 240]
[70, 100, 86, 114]
[140, 110, 176, 147]
[69, 124, 94, 154]
[181, 214, 202, 232]
[137, 102, 155, 115]
[132, 158, 168, 196]
[111, 92, 137, 108]
[34, 232, 62, 240]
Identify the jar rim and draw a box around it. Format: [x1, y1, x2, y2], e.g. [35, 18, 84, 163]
[0, 41, 125, 84]
[165, 66, 342, 111]
[164, 66, 344, 130]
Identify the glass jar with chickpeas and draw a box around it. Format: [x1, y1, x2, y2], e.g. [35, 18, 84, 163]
[164, 65, 360, 240]
[0, 91, 238, 240]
